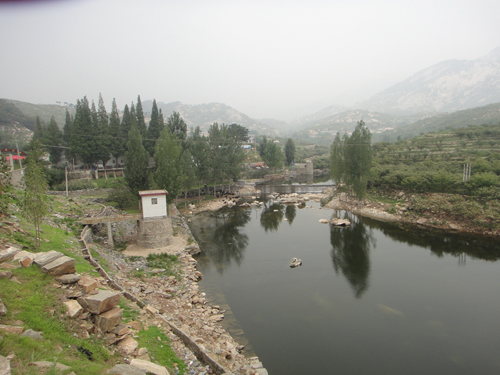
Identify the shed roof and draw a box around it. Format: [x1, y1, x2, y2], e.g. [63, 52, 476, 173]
[138, 190, 168, 197]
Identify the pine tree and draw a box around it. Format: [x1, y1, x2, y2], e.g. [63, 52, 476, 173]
[33, 116, 45, 141]
[153, 128, 184, 203]
[136, 95, 147, 139]
[21, 141, 48, 251]
[109, 98, 123, 167]
[70, 96, 99, 165]
[97, 93, 111, 166]
[121, 104, 132, 147]
[124, 124, 150, 196]
[146, 100, 163, 155]
[63, 109, 72, 146]
[166, 111, 187, 141]
[46, 116, 63, 164]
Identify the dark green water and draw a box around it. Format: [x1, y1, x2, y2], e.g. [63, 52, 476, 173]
[189, 200, 500, 375]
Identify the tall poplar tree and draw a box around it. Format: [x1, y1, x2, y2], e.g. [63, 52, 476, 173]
[153, 128, 184, 203]
[136, 95, 147, 139]
[46, 116, 63, 164]
[124, 124, 150, 196]
[63, 109, 72, 146]
[166, 111, 187, 141]
[284, 138, 295, 166]
[109, 98, 123, 166]
[97, 93, 111, 166]
[146, 100, 163, 155]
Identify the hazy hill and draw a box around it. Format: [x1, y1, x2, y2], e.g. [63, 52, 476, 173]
[289, 104, 348, 129]
[294, 109, 431, 144]
[372, 102, 500, 142]
[357, 47, 500, 115]
[4, 99, 74, 128]
[142, 100, 282, 136]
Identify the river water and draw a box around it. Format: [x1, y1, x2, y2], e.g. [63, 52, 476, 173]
[188, 199, 500, 375]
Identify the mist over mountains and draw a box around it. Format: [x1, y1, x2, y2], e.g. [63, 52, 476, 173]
[355, 47, 500, 115]
[2, 48, 500, 142]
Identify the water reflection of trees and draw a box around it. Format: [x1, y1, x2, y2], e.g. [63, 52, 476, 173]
[361, 217, 500, 261]
[285, 204, 296, 225]
[330, 212, 375, 298]
[192, 207, 251, 273]
[260, 201, 285, 232]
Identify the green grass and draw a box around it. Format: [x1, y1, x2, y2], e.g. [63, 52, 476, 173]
[0, 267, 117, 375]
[136, 326, 186, 375]
[146, 253, 180, 280]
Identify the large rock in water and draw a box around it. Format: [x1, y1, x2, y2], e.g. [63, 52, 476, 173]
[330, 218, 351, 226]
[289, 258, 302, 268]
[77, 290, 120, 314]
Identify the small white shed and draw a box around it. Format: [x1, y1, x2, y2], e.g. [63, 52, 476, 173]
[139, 190, 168, 219]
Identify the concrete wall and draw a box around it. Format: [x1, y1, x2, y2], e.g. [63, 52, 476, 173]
[136, 217, 173, 248]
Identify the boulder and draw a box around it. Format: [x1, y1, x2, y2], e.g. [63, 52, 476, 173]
[0, 325, 23, 334]
[33, 251, 63, 267]
[29, 361, 71, 372]
[78, 275, 98, 293]
[289, 258, 302, 268]
[319, 219, 329, 224]
[95, 307, 123, 332]
[117, 336, 138, 355]
[107, 364, 147, 375]
[0, 271, 12, 280]
[64, 300, 84, 318]
[13, 251, 34, 268]
[0, 355, 11, 375]
[21, 329, 43, 340]
[130, 359, 169, 375]
[416, 218, 428, 225]
[0, 247, 20, 264]
[0, 298, 6, 316]
[330, 218, 351, 226]
[41, 256, 76, 276]
[57, 274, 81, 284]
[77, 290, 120, 314]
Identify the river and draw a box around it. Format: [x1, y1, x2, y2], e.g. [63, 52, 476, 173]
[188, 198, 500, 375]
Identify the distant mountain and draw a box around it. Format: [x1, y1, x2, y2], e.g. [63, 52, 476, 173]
[372, 102, 500, 142]
[294, 109, 430, 144]
[290, 104, 348, 129]
[4, 99, 74, 129]
[357, 47, 500, 115]
[142, 100, 281, 136]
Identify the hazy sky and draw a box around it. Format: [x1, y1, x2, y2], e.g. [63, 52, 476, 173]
[1, 0, 499, 121]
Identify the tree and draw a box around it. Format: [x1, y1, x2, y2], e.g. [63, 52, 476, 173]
[136, 95, 147, 139]
[0, 137, 12, 216]
[96, 93, 111, 166]
[70, 96, 100, 165]
[153, 128, 183, 203]
[109, 98, 123, 167]
[258, 136, 268, 159]
[63, 109, 72, 146]
[180, 149, 197, 203]
[330, 121, 372, 199]
[263, 142, 284, 172]
[228, 124, 249, 142]
[146, 100, 163, 155]
[21, 141, 48, 251]
[190, 126, 210, 196]
[33, 116, 45, 141]
[166, 111, 187, 142]
[124, 125, 151, 196]
[284, 138, 295, 167]
[45, 116, 63, 164]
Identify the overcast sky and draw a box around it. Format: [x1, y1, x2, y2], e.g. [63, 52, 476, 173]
[0, 0, 499, 121]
